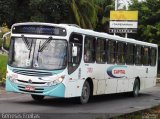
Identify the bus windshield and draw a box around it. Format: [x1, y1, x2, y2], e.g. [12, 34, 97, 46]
[9, 37, 67, 70]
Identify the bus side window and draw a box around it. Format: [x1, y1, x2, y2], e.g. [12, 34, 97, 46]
[107, 40, 116, 64]
[142, 47, 149, 65]
[126, 43, 134, 65]
[135, 45, 142, 65]
[116, 42, 125, 64]
[84, 36, 95, 63]
[96, 38, 106, 63]
[150, 48, 157, 66]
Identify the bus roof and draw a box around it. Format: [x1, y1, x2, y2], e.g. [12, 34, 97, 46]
[12, 22, 158, 48]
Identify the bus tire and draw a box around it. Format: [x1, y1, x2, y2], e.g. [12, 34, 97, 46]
[79, 81, 90, 104]
[132, 79, 140, 97]
[31, 94, 44, 101]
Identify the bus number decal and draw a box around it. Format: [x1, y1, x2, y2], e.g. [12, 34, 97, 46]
[87, 68, 93, 73]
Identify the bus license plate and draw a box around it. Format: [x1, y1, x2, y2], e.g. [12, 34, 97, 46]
[25, 86, 35, 91]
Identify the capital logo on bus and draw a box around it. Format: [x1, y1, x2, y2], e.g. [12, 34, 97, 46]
[107, 66, 127, 78]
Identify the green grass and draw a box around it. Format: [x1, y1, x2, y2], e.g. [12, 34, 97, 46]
[0, 54, 8, 81]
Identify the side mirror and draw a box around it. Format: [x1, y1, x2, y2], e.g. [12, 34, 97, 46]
[72, 46, 78, 57]
[2, 31, 11, 53]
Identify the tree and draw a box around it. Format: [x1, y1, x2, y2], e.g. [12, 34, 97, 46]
[0, 0, 16, 26]
[70, 0, 98, 29]
[95, 0, 114, 32]
[39, 0, 70, 23]
[129, 0, 160, 45]
[13, 0, 31, 23]
[0, 0, 70, 26]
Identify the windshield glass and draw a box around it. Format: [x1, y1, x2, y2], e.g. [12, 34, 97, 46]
[9, 37, 67, 70]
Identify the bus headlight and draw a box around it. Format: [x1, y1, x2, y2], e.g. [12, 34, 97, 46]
[6, 73, 18, 83]
[47, 76, 65, 86]
[7, 74, 18, 83]
[10, 78, 17, 83]
[8, 76, 17, 83]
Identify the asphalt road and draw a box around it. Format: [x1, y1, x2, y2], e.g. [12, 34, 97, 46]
[0, 84, 160, 119]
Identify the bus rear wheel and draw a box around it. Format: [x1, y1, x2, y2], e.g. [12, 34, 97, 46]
[79, 81, 90, 104]
[132, 79, 140, 97]
[31, 94, 44, 101]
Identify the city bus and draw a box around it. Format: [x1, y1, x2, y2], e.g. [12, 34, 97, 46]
[2, 22, 158, 104]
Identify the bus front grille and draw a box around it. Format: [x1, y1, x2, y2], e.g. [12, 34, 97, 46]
[17, 79, 46, 84]
[13, 69, 53, 77]
[19, 89, 43, 93]
[18, 86, 44, 94]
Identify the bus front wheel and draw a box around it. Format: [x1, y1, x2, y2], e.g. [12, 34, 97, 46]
[31, 94, 44, 101]
[79, 81, 90, 104]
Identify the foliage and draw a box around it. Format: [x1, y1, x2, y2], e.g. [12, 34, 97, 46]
[0, 54, 8, 81]
[0, 0, 16, 27]
[0, 23, 10, 49]
[129, 0, 160, 45]
[70, 0, 98, 29]
[0, 0, 112, 29]
[95, 0, 114, 32]
[1, 23, 10, 34]
[0, 38, 2, 49]
[0, 0, 70, 27]
[39, 0, 70, 23]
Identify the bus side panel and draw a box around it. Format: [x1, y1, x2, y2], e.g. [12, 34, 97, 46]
[80, 62, 106, 96]
[145, 66, 157, 89]
[105, 79, 117, 94]
[64, 69, 85, 98]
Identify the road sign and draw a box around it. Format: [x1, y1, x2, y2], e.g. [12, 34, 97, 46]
[110, 21, 138, 29]
[110, 11, 138, 21]
[109, 10, 138, 35]
[109, 28, 137, 33]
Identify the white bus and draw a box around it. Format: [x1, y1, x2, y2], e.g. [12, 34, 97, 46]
[3, 22, 158, 104]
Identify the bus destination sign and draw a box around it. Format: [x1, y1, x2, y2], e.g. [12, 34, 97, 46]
[12, 25, 67, 36]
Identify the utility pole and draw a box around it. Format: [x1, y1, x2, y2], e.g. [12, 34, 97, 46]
[114, 0, 129, 38]
[114, 0, 118, 36]
[124, 0, 128, 38]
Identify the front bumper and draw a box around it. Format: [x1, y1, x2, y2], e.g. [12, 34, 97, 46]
[5, 78, 65, 97]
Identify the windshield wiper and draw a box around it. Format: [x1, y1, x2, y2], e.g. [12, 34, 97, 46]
[21, 35, 33, 59]
[38, 37, 52, 52]
[28, 40, 33, 59]
[37, 41, 41, 62]
[36, 37, 52, 63]
[21, 35, 31, 50]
